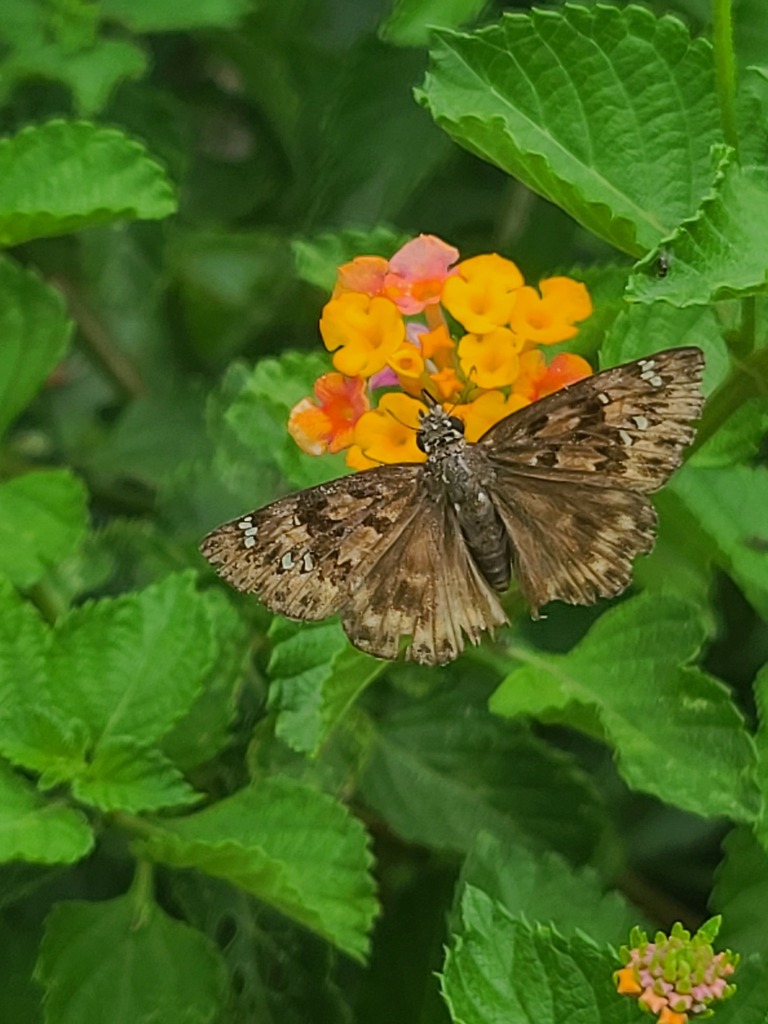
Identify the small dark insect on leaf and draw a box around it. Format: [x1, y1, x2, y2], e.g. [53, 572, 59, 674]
[201, 347, 704, 665]
[657, 251, 671, 277]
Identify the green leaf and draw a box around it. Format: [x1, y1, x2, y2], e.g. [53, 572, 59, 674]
[162, 587, 250, 771]
[380, 0, 487, 47]
[712, 825, 768, 959]
[0, 120, 177, 247]
[672, 464, 768, 619]
[268, 620, 386, 757]
[599, 303, 729, 394]
[710, 955, 768, 1024]
[291, 225, 407, 292]
[629, 150, 768, 304]
[0, 761, 93, 865]
[47, 572, 215, 747]
[0, 471, 88, 587]
[359, 680, 612, 864]
[71, 739, 201, 813]
[490, 595, 759, 821]
[690, 398, 768, 468]
[35, 895, 227, 1024]
[102, 0, 251, 32]
[441, 886, 634, 1024]
[0, 256, 72, 438]
[142, 777, 377, 960]
[419, 6, 721, 255]
[459, 832, 644, 946]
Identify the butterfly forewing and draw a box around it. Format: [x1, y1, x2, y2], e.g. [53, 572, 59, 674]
[481, 346, 704, 493]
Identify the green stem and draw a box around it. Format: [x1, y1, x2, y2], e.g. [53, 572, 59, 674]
[26, 580, 68, 623]
[712, 0, 739, 154]
[129, 859, 155, 928]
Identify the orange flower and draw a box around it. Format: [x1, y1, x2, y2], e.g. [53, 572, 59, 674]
[442, 254, 524, 333]
[352, 392, 426, 465]
[614, 969, 642, 996]
[420, 323, 455, 369]
[657, 1010, 687, 1024]
[388, 343, 425, 382]
[288, 373, 369, 455]
[457, 327, 524, 389]
[453, 390, 529, 442]
[514, 350, 592, 402]
[429, 367, 463, 402]
[320, 292, 405, 377]
[509, 277, 592, 345]
[334, 255, 389, 297]
[384, 234, 459, 314]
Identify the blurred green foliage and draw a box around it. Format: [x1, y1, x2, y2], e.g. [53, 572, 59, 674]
[0, 1, 766, 1022]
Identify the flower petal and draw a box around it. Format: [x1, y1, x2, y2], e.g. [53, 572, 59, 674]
[384, 234, 459, 314]
[353, 392, 426, 465]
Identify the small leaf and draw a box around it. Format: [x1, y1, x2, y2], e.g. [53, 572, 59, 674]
[490, 595, 759, 821]
[71, 739, 202, 813]
[0, 256, 72, 438]
[268, 620, 386, 757]
[672, 464, 768, 619]
[441, 886, 630, 1024]
[35, 895, 227, 1024]
[142, 777, 377, 960]
[419, 6, 721, 255]
[0, 761, 93, 865]
[380, 0, 487, 47]
[629, 149, 768, 304]
[0, 471, 88, 587]
[0, 120, 177, 247]
[712, 825, 768, 959]
[291, 225, 407, 292]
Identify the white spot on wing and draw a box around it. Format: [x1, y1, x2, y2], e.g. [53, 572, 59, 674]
[619, 429, 633, 446]
[632, 415, 649, 430]
[281, 551, 294, 569]
[244, 536, 256, 549]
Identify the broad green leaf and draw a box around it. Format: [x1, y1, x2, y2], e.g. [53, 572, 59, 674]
[672, 465, 768, 619]
[0, 471, 88, 588]
[459, 833, 643, 946]
[359, 681, 612, 864]
[709, 955, 768, 1024]
[0, 910, 44, 1024]
[490, 595, 759, 820]
[163, 587, 250, 771]
[268, 620, 386, 757]
[35, 895, 227, 1024]
[0, 761, 93, 865]
[712, 826, 768, 959]
[441, 886, 635, 1024]
[599, 303, 729, 393]
[142, 777, 377, 960]
[47, 572, 215, 746]
[0, 256, 72, 438]
[419, 6, 721, 255]
[629, 151, 768, 304]
[754, 664, 768, 853]
[102, 0, 251, 31]
[71, 739, 201, 813]
[380, 0, 487, 47]
[291, 225, 407, 292]
[690, 398, 768, 468]
[0, 120, 177, 247]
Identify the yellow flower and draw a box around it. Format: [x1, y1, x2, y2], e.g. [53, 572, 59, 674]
[452, 390, 529, 442]
[388, 343, 425, 382]
[457, 327, 524, 389]
[320, 292, 405, 377]
[509, 277, 592, 345]
[442, 254, 524, 333]
[352, 392, 426, 464]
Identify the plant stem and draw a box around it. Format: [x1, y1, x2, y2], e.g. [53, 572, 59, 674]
[712, 0, 739, 155]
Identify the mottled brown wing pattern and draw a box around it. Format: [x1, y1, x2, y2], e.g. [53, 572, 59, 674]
[481, 347, 704, 493]
[200, 465, 423, 621]
[341, 488, 507, 664]
[481, 346, 704, 614]
[201, 466, 507, 664]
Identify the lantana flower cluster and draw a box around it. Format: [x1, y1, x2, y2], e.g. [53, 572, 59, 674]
[288, 234, 593, 470]
[614, 919, 738, 1024]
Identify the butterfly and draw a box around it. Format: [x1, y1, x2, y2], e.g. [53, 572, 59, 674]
[200, 346, 704, 665]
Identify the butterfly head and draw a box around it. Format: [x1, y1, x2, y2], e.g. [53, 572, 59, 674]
[416, 393, 465, 456]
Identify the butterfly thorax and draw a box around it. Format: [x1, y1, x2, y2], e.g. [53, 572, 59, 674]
[418, 407, 511, 592]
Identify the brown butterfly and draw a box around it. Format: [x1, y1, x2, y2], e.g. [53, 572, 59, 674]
[201, 347, 704, 665]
